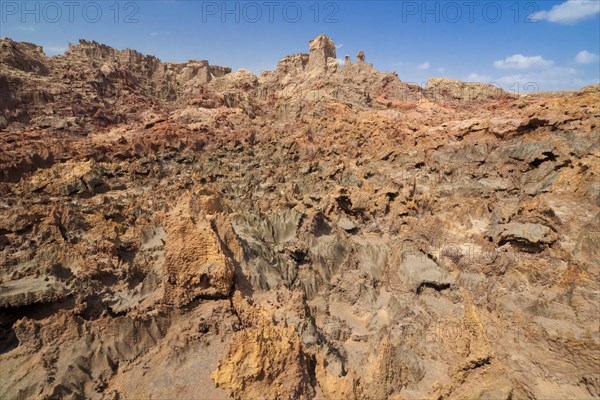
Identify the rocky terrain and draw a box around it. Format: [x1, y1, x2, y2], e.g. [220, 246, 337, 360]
[0, 34, 599, 399]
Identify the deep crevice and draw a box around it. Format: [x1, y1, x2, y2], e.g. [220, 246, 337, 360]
[416, 281, 451, 294]
[528, 151, 557, 168]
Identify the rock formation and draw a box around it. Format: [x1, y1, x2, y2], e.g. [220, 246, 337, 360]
[427, 77, 507, 101]
[0, 38, 232, 133]
[343, 54, 351, 68]
[0, 34, 599, 400]
[306, 34, 337, 74]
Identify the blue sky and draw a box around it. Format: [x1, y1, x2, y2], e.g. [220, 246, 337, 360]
[1, 0, 599, 91]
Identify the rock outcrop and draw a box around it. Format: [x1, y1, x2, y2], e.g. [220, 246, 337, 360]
[212, 293, 316, 400]
[0, 38, 232, 132]
[306, 34, 337, 74]
[163, 195, 234, 306]
[427, 77, 510, 101]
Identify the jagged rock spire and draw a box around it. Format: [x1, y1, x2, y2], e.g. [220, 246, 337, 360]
[306, 34, 336, 73]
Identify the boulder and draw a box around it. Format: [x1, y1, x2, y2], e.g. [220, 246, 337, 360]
[492, 222, 557, 252]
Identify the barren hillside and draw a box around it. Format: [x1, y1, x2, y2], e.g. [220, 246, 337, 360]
[0, 35, 599, 400]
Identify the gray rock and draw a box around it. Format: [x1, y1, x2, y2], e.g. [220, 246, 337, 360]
[338, 217, 357, 232]
[393, 246, 454, 291]
[0, 277, 67, 308]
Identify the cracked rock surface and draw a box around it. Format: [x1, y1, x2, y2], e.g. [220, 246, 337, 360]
[1, 35, 599, 399]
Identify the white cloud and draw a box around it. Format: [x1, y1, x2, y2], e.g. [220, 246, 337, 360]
[466, 73, 492, 82]
[417, 62, 430, 70]
[45, 46, 66, 55]
[335, 44, 344, 49]
[494, 54, 554, 70]
[150, 32, 159, 37]
[532, 0, 600, 24]
[575, 50, 600, 64]
[437, 67, 445, 73]
[15, 25, 35, 32]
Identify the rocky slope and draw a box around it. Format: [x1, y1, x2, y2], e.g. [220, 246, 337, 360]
[0, 35, 599, 400]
